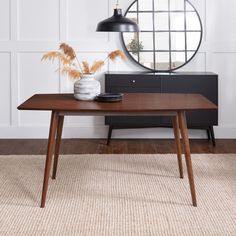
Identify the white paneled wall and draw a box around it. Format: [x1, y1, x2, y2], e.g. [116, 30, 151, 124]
[67, 0, 109, 41]
[0, 0, 236, 138]
[18, 0, 60, 41]
[0, 53, 11, 126]
[0, 0, 10, 40]
[18, 53, 60, 126]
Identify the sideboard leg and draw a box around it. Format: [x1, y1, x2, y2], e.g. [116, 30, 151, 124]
[206, 128, 211, 140]
[209, 126, 216, 146]
[52, 116, 64, 180]
[178, 111, 197, 207]
[172, 116, 184, 179]
[107, 125, 113, 145]
[40, 111, 58, 208]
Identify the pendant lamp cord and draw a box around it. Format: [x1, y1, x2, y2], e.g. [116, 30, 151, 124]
[116, 0, 119, 9]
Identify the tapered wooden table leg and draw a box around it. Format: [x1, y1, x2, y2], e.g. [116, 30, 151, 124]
[178, 111, 197, 207]
[40, 111, 58, 208]
[52, 116, 64, 180]
[172, 115, 184, 179]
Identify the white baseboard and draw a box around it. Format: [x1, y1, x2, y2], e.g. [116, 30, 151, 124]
[0, 125, 236, 139]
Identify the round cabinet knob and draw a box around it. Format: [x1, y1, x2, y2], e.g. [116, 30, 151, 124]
[132, 80, 136, 83]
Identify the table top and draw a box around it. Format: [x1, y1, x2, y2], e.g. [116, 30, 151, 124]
[17, 93, 217, 114]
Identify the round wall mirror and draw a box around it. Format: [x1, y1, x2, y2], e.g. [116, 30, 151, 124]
[121, 0, 203, 72]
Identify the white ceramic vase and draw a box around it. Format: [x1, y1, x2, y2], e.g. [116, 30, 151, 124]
[74, 74, 101, 101]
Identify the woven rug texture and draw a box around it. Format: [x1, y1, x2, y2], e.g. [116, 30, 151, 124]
[0, 154, 235, 236]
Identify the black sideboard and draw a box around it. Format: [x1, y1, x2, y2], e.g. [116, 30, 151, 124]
[105, 71, 218, 145]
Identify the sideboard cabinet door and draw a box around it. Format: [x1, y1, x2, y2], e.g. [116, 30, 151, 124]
[161, 74, 218, 126]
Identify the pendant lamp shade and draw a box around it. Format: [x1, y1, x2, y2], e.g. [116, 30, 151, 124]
[96, 9, 139, 32]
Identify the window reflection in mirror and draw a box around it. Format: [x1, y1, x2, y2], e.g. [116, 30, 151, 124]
[155, 52, 170, 71]
[170, 0, 185, 11]
[187, 32, 201, 50]
[171, 52, 186, 69]
[123, 33, 140, 54]
[139, 52, 154, 70]
[170, 13, 185, 30]
[155, 13, 169, 30]
[171, 32, 185, 50]
[139, 0, 153, 11]
[139, 13, 153, 31]
[186, 12, 201, 30]
[154, 0, 169, 11]
[122, 0, 202, 71]
[155, 32, 169, 51]
[139, 33, 153, 50]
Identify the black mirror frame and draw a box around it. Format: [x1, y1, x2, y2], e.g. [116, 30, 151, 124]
[120, 0, 203, 72]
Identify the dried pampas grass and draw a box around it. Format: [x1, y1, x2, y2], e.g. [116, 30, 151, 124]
[108, 50, 126, 61]
[82, 61, 90, 74]
[59, 43, 76, 60]
[42, 52, 73, 65]
[42, 42, 126, 81]
[61, 67, 81, 80]
[90, 60, 105, 74]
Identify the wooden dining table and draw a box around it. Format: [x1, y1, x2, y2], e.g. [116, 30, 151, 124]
[18, 93, 217, 208]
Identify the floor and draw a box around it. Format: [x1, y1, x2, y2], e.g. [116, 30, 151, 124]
[1, 153, 235, 235]
[1, 140, 235, 235]
[0, 139, 236, 155]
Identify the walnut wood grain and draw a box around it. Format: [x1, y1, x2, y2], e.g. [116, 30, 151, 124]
[18, 93, 217, 112]
[172, 116, 183, 179]
[41, 111, 58, 208]
[52, 116, 64, 180]
[178, 111, 197, 207]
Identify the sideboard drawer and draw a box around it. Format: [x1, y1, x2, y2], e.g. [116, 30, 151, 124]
[107, 86, 161, 93]
[105, 74, 161, 89]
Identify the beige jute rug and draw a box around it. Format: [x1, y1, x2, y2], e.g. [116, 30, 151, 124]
[0, 154, 235, 236]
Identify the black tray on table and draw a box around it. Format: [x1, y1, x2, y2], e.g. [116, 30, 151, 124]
[95, 93, 123, 102]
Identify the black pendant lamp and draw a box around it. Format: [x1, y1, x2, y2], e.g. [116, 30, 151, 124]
[96, 0, 139, 32]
